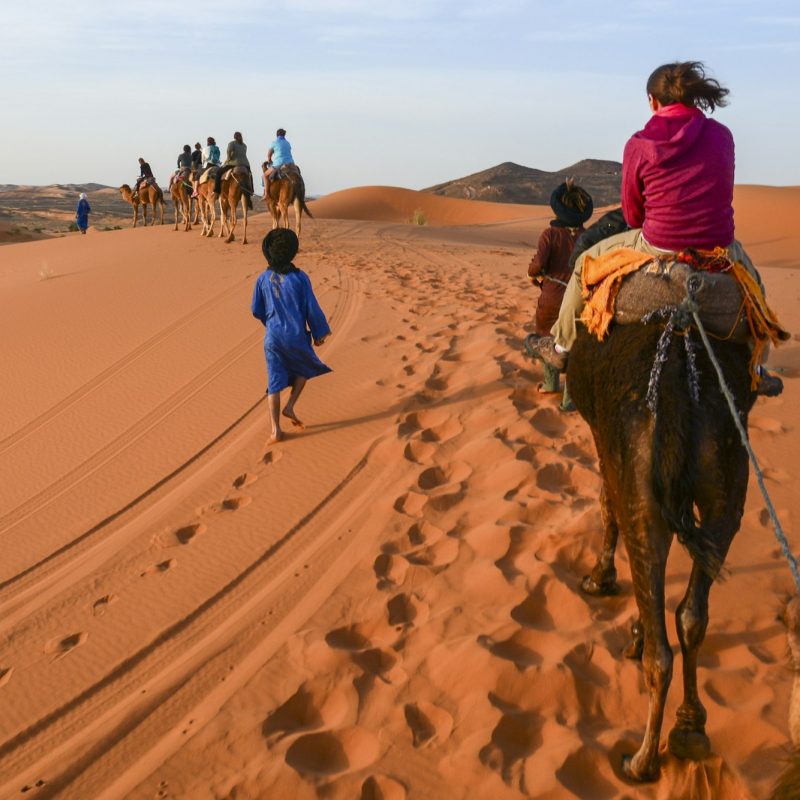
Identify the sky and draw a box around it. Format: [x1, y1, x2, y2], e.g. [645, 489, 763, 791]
[2, 0, 798, 194]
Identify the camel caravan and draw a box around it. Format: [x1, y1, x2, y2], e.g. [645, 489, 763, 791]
[118, 130, 312, 243]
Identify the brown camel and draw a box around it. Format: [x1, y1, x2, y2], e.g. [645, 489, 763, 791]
[569, 320, 754, 782]
[262, 165, 313, 237]
[119, 183, 164, 227]
[218, 167, 250, 244]
[169, 173, 192, 232]
[195, 179, 218, 238]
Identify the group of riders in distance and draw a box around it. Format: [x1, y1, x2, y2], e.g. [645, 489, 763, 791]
[118, 129, 312, 244]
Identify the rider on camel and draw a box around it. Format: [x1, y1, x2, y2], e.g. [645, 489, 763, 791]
[527, 61, 784, 397]
[192, 137, 221, 197]
[262, 128, 294, 197]
[133, 158, 154, 198]
[172, 145, 193, 190]
[215, 132, 252, 196]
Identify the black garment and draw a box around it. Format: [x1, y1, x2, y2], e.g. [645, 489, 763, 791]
[140, 162, 153, 179]
[177, 152, 192, 170]
[550, 182, 594, 228]
[192, 150, 202, 167]
[568, 207, 630, 270]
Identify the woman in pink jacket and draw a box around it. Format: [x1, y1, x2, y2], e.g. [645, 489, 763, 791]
[531, 61, 781, 395]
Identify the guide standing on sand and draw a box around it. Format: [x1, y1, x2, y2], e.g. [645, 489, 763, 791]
[251, 229, 332, 443]
[525, 178, 592, 410]
[75, 192, 91, 234]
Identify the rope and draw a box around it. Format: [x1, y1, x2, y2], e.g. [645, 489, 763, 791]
[683, 273, 800, 594]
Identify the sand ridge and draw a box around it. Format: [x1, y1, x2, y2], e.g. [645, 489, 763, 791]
[0, 186, 798, 798]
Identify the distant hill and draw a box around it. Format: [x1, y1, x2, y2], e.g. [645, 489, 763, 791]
[424, 160, 622, 207]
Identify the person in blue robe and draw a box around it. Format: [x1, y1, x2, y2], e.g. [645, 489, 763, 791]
[251, 228, 331, 442]
[76, 193, 91, 234]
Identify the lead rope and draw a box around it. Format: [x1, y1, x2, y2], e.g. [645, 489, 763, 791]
[684, 273, 800, 593]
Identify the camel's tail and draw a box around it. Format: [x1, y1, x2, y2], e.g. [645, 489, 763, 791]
[650, 328, 752, 577]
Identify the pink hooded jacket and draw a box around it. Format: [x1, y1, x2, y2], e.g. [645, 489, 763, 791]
[621, 104, 735, 251]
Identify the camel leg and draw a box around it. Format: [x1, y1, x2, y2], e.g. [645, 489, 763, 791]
[242, 194, 248, 244]
[185, 197, 192, 232]
[173, 196, 179, 231]
[133, 203, 138, 228]
[226, 196, 237, 243]
[218, 198, 226, 238]
[668, 437, 745, 761]
[581, 481, 621, 596]
[620, 464, 673, 782]
[143, 202, 148, 227]
[294, 197, 302, 237]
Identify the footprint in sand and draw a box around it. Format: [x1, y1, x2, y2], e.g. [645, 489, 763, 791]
[530, 407, 568, 438]
[353, 648, 408, 685]
[403, 440, 436, 465]
[232, 471, 258, 489]
[387, 592, 430, 629]
[478, 629, 543, 671]
[285, 727, 380, 777]
[479, 700, 543, 789]
[91, 594, 119, 617]
[535, 463, 575, 496]
[0, 667, 14, 688]
[325, 621, 396, 652]
[393, 491, 428, 517]
[172, 522, 207, 546]
[260, 450, 284, 467]
[141, 558, 177, 577]
[45, 632, 88, 662]
[373, 553, 409, 589]
[361, 775, 406, 800]
[405, 537, 460, 571]
[384, 520, 445, 556]
[262, 681, 354, 741]
[199, 494, 253, 515]
[404, 702, 454, 748]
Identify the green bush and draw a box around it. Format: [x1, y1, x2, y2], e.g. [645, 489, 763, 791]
[67, 222, 79, 232]
[411, 209, 427, 226]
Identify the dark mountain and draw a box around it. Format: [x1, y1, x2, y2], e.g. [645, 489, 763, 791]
[424, 160, 622, 207]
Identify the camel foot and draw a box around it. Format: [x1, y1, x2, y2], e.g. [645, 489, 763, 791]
[668, 727, 711, 761]
[268, 431, 284, 444]
[580, 574, 620, 597]
[621, 753, 660, 783]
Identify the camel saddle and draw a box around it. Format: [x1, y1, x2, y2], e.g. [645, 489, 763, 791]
[198, 167, 218, 185]
[615, 259, 750, 340]
[581, 250, 752, 343]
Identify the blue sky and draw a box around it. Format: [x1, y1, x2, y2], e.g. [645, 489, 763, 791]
[2, 0, 798, 193]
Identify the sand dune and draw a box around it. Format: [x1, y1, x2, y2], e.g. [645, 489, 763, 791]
[0, 189, 798, 799]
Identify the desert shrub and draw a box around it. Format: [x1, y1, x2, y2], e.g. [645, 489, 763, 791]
[67, 222, 79, 232]
[411, 209, 427, 226]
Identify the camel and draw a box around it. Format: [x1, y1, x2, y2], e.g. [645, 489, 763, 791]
[119, 183, 164, 227]
[568, 320, 755, 782]
[262, 165, 313, 237]
[218, 167, 251, 244]
[169, 173, 192, 232]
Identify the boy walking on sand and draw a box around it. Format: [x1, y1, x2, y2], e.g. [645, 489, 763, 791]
[251, 229, 332, 442]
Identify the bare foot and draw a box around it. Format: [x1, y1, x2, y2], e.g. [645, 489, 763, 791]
[282, 409, 305, 429]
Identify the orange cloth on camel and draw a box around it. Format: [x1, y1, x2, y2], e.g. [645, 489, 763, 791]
[729, 261, 790, 388]
[579, 248, 654, 340]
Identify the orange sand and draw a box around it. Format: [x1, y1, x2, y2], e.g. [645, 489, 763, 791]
[0, 185, 798, 799]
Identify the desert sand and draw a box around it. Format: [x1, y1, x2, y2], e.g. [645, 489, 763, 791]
[0, 184, 799, 799]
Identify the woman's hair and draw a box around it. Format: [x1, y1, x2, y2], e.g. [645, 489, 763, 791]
[262, 228, 299, 274]
[183, 144, 191, 152]
[207, 136, 216, 145]
[194, 142, 201, 148]
[276, 128, 286, 137]
[646, 61, 729, 113]
[233, 131, 243, 143]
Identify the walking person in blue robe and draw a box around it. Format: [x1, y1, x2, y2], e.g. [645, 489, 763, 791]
[251, 228, 331, 442]
[76, 192, 91, 234]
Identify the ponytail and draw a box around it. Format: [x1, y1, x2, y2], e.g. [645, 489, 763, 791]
[646, 61, 729, 113]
